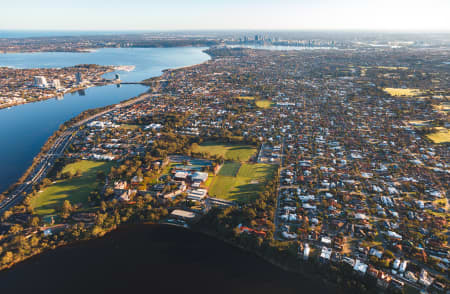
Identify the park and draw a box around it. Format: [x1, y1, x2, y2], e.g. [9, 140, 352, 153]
[31, 160, 112, 216]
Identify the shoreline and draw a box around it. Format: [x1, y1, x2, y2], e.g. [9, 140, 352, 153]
[0, 64, 143, 111]
[0, 67, 118, 111]
[0, 44, 214, 55]
[0, 222, 335, 292]
[0, 49, 211, 195]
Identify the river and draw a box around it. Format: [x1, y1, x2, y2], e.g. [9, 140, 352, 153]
[0, 47, 209, 192]
[0, 224, 332, 294]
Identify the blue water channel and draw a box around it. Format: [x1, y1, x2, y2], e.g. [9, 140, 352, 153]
[0, 47, 210, 192]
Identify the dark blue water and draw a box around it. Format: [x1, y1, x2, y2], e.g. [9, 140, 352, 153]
[0, 47, 210, 192]
[0, 47, 209, 82]
[0, 225, 331, 294]
[0, 84, 146, 192]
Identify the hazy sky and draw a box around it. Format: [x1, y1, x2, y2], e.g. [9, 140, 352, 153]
[1, 0, 449, 31]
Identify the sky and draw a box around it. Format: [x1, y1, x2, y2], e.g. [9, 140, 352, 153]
[1, 0, 449, 32]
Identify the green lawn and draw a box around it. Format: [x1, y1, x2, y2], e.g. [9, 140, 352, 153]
[235, 97, 273, 108]
[31, 160, 112, 216]
[192, 142, 256, 162]
[426, 127, 450, 144]
[209, 163, 277, 203]
[236, 96, 256, 100]
[203, 172, 215, 188]
[237, 163, 275, 178]
[218, 162, 241, 177]
[383, 88, 422, 97]
[255, 100, 273, 109]
[120, 124, 142, 130]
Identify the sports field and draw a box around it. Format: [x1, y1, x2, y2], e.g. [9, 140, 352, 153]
[31, 160, 112, 216]
[209, 163, 277, 203]
[236, 96, 256, 100]
[218, 161, 241, 176]
[236, 96, 273, 109]
[426, 128, 450, 144]
[120, 124, 142, 130]
[383, 88, 422, 97]
[255, 100, 273, 109]
[192, 142, 256, 162]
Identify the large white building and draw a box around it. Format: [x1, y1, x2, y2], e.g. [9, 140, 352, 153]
[187, 189, 207, 201]
[34, 76, 48, 88]
[53, 79, 61, 89]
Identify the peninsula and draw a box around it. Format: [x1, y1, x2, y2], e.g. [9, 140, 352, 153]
[0, 64, 123, 109]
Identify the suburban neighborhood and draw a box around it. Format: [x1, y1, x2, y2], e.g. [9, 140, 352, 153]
[0, 45, 448, 293]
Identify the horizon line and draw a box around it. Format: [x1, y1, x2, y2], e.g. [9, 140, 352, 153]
[1, 28, 450, 34]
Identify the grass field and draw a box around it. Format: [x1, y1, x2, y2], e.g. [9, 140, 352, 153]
[236, 96, 273, 108]
[203, 173, 215, 188]
[209, 163, 277, 202]
[427, 127, 450, 144]
[236, 96, 255, 100]
[255, 100, 273, 109]
[120, 124, 142, 130]
[383, 88, 422, 97]
[31, 160, 112, 216]
[192, 142, 256, 162]
[218, 162, 241, 176]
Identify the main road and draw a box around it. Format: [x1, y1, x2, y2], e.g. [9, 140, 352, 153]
[0, 92, 154, 215]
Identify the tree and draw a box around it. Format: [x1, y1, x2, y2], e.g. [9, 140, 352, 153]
[9, 224, 23, 234]
[1, 251, 13, 265]
[30, 216, 40, 228]
[63, 171, 73, 179]
[42, 178, 52, 187]
[61, 200, 73, 218]
[104, 187, 114, 197]
[100, 201, 107, 212]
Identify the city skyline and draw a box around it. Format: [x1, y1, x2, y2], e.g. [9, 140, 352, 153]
[1, 0, 450, 32]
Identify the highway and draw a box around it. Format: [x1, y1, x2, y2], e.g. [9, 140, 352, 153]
[0, 93, 153, 215]
[0, 130, 74, 213]
[273, 137, 285, 240]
